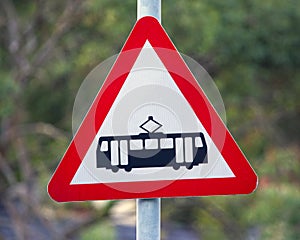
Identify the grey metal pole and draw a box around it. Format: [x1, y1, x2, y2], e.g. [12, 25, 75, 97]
[137, 0, 161, 22]
[136, 1, 161, 240]
[137, 198, 161, 240]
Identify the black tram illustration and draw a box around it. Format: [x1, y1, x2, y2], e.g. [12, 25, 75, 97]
[96, 116, 208, 172]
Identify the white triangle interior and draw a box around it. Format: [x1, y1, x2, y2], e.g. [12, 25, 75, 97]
[71, 41, 234, 185]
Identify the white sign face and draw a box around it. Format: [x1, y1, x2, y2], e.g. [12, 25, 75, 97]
[71, 41, 234, 186]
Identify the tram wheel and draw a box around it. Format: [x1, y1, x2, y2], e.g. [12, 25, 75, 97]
[125, 166, 132, 172]
[173, 164, 180, 170]
[187, 165, 193, 170]
[112, 166, 119, 173]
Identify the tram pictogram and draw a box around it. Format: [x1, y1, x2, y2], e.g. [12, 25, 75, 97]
[96, 116, 208, 172]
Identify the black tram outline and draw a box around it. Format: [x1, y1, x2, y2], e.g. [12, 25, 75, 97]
[96, 132, 208, 172]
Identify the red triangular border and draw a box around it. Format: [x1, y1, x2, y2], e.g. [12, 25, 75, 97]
[48, 17, 258, 202]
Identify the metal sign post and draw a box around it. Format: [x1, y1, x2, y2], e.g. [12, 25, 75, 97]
[136, 2, 161, 240]
[137, 0, 161, 21]
[137, 198, 161, 240]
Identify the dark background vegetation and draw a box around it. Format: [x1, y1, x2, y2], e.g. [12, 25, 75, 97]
[0, 0, 299, 239]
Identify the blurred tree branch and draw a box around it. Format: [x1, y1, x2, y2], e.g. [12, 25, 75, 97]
[1, 0, 84, 85]
[1, 122, 69, 143]
[1, 0, 30, 84]
[29, 0, 84, 83]
[0, 1, 88, 239]
[0, 152, 16, 186]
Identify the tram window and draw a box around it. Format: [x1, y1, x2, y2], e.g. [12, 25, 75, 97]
[195, 136, 203, 148]
[184, 137, 193, 163]
[100, 141, 108, 152]
[160, 138, 173, 149]
[130, 139, 143, 150]
[145, 139, 158, 149]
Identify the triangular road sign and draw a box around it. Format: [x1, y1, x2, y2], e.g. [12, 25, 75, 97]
[48, 16, 257, 202]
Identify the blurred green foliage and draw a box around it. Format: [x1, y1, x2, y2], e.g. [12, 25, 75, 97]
[81, 221, 115, 240]
[0, 0, 299, 239]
